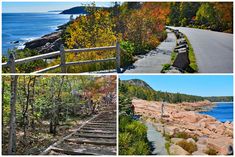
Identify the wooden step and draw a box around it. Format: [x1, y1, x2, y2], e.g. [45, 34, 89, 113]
[65, 138, 116, 146]
[42, 111, 117, 155]
[90, 121, 116, 123]
[50, 147, 96, 155]
[76, 133, 116, 139]
[93, 119, 116, 121]
[84, 125, 116, 128]
[79, 129, 116, 134]
[50, 146, 116, 155]
[81, 127, 116, 131]
[87, 122, 116, 125]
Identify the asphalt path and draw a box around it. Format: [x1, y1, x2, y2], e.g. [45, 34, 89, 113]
[124, 29, 176, 73]
[170, 27, 233, 73]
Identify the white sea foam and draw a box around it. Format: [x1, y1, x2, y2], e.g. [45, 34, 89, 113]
[17, 43, 25, 50]
[21, 37, 38, 42]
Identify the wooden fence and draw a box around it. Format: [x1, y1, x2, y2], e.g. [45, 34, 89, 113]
[2, 42, 121, 73]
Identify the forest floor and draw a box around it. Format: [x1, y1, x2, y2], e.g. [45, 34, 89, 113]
[2, 116, 92, 155]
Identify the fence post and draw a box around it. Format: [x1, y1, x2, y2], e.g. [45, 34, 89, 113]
[60, 44, 66, 73]
[8, 53, 16, 73]
[116, 41, 121, 73]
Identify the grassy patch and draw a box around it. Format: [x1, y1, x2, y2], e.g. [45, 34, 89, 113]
[177, 140, 197, 154]
[168, 31, 198, 73]
[171, 51, 177, 64]
[184, 35, 198, 72]
[165, 142, 171, 155]
[161, 64, 171, 73]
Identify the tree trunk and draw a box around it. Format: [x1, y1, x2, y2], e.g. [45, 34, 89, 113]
[2, 77, 5, 127]
[23, 77, 32, 138]
[49, 77, 55, 134]
[30, 76, 37, 130]
[8, 75, 18, 155]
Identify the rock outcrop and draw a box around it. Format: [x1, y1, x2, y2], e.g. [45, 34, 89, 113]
[24, 31, 62, 54]
[132, 99, 233, 155]
[169, 144, 190, 155]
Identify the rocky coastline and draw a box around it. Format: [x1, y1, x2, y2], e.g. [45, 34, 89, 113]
[133, 99, 233, 155]
[11, 21, 71, 56]
[24, 31, 62, 54]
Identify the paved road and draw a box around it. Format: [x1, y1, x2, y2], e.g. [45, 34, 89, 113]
[124, 29, 176, 73]
[170, 27, 233, 73]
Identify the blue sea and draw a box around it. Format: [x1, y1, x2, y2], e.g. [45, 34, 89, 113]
[2, 13, 72, 55]
[200, 102, 233, 122]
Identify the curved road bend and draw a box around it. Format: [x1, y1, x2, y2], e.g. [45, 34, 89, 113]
[170, 27, 233, 73]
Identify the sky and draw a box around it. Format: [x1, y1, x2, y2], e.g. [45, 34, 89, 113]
[119, 75, 233, 97]
[2, 2, 114, 13]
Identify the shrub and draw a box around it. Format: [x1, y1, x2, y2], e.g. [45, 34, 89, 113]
[119, 132, 132, 154]
[3, 49, 48, 73]
[120, 41, 135, 67]
[131, 140, 150, 155]
[60, 8, 118, 73]
[177, 140, 197, 154]
[164, 134, 172, 141]
[174, 132, 198, 142]
[123, 3, 169, 55]
[119, 115, 150, 155]
[205, 148, 218, 155]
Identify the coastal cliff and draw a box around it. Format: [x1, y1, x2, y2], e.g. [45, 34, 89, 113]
[132, 99, 233, 155]
[24, 31, 62, 54]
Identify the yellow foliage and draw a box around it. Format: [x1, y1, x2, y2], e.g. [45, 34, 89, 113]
[64, 10, 117, 48]
[51, 9, 118, 73]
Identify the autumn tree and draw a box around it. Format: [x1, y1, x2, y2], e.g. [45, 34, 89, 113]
[64, 10, 116, 48]
[195, 3, 218, 29]
[123, 2, 170, 54]
[168, 2, 232, 32]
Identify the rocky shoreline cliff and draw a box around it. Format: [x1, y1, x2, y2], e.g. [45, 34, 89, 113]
[132, 99, 233, 155]
[21, 21, 71, 55]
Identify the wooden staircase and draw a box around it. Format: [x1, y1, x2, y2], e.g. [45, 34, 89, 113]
[42, 110, 116, 155]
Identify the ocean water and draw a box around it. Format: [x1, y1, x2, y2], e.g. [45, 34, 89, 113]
[2, 13, 71, 55]
[200, 102, 233, 122]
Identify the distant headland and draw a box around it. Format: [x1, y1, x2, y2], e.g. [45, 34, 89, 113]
[59, 6, 110, 14]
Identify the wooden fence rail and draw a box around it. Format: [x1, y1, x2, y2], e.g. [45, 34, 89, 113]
[2, 42, 121, 73]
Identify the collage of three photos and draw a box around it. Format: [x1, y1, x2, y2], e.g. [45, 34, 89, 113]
[1, 1, 234, 156]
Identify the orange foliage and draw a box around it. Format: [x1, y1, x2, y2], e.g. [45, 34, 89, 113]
[214, 2, 233, 23]
[123, 2, 170, 53]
